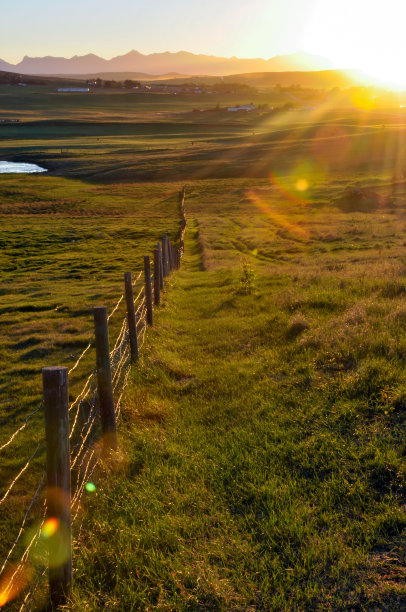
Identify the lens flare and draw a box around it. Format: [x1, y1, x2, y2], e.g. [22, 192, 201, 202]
[311, 125, 350, 166]
[296, 179, 308, 192]
[351, 89, 376, 111]
[85, 482, 96, 493]
[247, 190, 309, 240]
[40, 518, 59, 540]
[269, 159, 326, 206]
[0, 564, 33, 607]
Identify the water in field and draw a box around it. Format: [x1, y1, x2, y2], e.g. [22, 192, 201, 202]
[0, 161, 47, 173]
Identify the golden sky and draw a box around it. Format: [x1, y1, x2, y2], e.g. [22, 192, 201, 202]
[1, 0, 405, 87]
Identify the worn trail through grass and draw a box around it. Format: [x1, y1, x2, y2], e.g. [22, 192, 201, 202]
[69, 202, 406, 610]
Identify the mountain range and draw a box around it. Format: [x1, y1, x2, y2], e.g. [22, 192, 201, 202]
[0, 50, 336, 77]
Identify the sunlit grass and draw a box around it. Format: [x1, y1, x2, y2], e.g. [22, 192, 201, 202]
[0, 175, 182, 592]
[3, 84, 406, 607]
[69, 180, 406, 610]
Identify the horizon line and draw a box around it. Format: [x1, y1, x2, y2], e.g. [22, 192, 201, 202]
[0, 48, 341, 66]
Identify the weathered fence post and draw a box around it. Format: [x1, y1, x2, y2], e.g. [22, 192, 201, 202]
[154, 248, 161, 306]
[158, 242, 164, 291]
[124, 272, 139, 363]
[42, 366, 72, 609]
[162, 234, 169, 277]
[167, 239, 171, 273]
[144, 256, 153, 327]
[169, 241, 174, 271]
[93, 307, 117, 452]
[166, 236, 171, 275]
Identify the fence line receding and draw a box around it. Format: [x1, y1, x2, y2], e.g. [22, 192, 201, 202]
[0, 186, 187, 610]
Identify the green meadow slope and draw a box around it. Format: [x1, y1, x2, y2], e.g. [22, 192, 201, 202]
[67, 180, 406, 610]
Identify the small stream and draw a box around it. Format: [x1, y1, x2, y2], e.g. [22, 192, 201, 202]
[0, 161, 47, 174]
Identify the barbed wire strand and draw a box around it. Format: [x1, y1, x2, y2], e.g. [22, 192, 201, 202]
[70, 392, 97, 460]
[111, 318, 127, 353]
[2, 504, 46, 603]
[115, 364, 131, 420]
[0, 407, 41, 453]
[10, 198, 187, 608]
[68, 340, 92, 376]
[112, 345, 130, 386]
[71, 449, 98, 516]
[69, 370, 95, 414]
[0, 472, 45, 578]
[0, 443, 43, 508]
[70, 413, 97, 470]
[132, 270, 142, 287]
[107, 294, 124, 321]
[19, 565, 47, 612]
[69, 374, 96, 441]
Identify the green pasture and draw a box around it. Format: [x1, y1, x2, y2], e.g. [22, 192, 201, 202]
[0, 87, 277, 121]
[68, 179, 406, 610]
[1, 86, 406, 608]
[2, 91, 406, 183]
[0, 175, 182, 578]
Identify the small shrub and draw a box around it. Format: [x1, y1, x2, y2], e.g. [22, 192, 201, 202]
[286, 314, 309, 339]
[238, 260, 256, 295]
[386, 306, 406, 326]
[316, 350, 357, 373]
[380, 281, 406, 298]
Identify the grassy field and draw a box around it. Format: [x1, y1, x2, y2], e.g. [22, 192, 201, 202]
[2, 87, 406, 609]
[2, 87, 406, 183]
[65, 178, 406, 610]
[0, 174, 183, 602]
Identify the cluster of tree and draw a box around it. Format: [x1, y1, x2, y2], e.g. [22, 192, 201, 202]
[167, 81, 257, 94]
[193, 102, 273, 114]
[212, 82, 257, 94]
[0, 72, 47, 86]
[91, 78, 141, 89]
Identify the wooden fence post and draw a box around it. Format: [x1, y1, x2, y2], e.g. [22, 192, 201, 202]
[42, 366, 72, 609]
[167, 239, 172, 273]
[169, 241, 174, 271]
[162, 235, 169, 277]
[166, 237, 171, 275]
[154, 248, 161, 306]
[158, 243, 164, 291]
[93, 307, 117, 452]
[124, 272, 139, 363]
[144, 256, 153, 327]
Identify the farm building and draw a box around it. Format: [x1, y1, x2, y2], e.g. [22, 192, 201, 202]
[227, 104, 256, 112]
[57, 88, 90, 93]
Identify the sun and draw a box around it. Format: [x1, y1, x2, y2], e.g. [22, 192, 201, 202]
[304, 0, 406, 90]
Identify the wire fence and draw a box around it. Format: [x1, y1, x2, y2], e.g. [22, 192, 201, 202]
[0, 186, 187, 610]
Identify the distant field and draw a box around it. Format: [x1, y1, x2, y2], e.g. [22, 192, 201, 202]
[0, 86, 278, 120]
[2, 86, 406, 608]
[1, 87, 406, 183]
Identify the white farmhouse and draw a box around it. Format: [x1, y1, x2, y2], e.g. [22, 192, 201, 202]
[57, 88, 90, 93]
[227, 104, 256, 112]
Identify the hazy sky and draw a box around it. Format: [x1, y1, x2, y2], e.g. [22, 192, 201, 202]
[2, 0, 405, 82]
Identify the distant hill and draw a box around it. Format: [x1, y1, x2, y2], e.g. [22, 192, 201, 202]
[0, 71, 86, 86]
[137, 70, 371, 90]
[0, 50, 336, 77]
[0, 59, 15, 72]
[0, 66, 374, 92]
[51, 72, 188, 82]
[219, 70, 370, 89]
